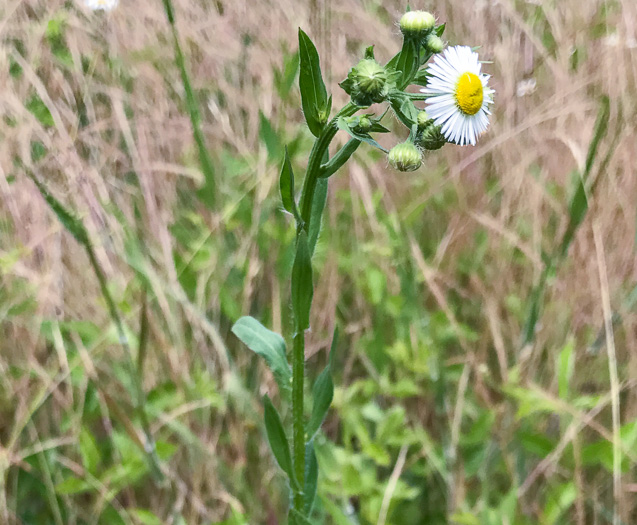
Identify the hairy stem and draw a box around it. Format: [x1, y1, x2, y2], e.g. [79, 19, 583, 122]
[299, 102, 358, 232]
[292, 331, 305, 510]
[291, 101, 358, 516]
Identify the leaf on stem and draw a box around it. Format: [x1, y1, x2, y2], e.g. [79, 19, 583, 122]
[387, 91, 420, 129]
[298, 29, 329, 137]
[304, 441, 319, 515]
[319, 139, 361, 179]
[232, 317, 292, 396]
[337, 117, 388, 153]
[387, 38, 419, 90]
[306, 365, 334, 440]
[280, 147, 301, 221]
[292, 231, 313, 332]
[263, 395, 296, 485]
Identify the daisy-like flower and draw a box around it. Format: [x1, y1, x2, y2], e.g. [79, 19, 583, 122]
[421, 45, 494, 146]
[84, 0, 118, 11]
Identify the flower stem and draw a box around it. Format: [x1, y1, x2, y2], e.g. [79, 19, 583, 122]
[292, 331, 305, 511]
[291, 101, 358, 516]
[299, 102, 358, 232]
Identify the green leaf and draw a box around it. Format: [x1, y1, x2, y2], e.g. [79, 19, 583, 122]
[336, 117, 388, 153]
[290, 509, 314, 525]
[559, 175, 588, 257]
[304, 441, 318, 515]
[26, 94, 55, 128]
[387, 39, 419, 90]
[231, 317, 291, 396]
[387, 91, 420, 129]
[162, 0, 217, 209]
[307, 364, 333, 440]
[79, 428, 101, 475]
[259, 111, 282, 161]
[292, 231, 313, 332]
[320, 139, 361, 178]
[298, 29, 329, 137]
[583, 95, 610, 179]
[55, 476, 92, 495]
[308, 176, 328, 256]
[280, 147, 301, 221]
[263, 395, 295, 483]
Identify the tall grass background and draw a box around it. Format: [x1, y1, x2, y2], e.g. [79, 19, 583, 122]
[1, 0, 637, 523]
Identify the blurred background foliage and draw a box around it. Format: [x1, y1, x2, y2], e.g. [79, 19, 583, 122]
[1, 0, 637, 523]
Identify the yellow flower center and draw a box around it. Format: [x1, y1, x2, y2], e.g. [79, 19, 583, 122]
[455, 72, 484, 115]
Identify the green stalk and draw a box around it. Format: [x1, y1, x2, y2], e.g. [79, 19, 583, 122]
[291, 332, 305, 511]
[291, 102, 358, 517]
[161, 0, 217, 209]
[299, 102, 357, 231]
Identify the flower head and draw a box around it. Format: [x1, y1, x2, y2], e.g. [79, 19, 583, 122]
[421, 45, 494, 146]
[340, 59, 390, 107]
[388, 142, 422, 172]
[84, 0, 118, 11]
[399, 11, 436, 38]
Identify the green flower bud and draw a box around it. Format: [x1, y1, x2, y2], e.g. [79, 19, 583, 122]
[417, 123, 447, 151]
[388, 142, 422, 172]
[417, 110, 431, 128]
[357, 116, 372, 132]
[340, 59, 390, 107]
[399, 11, 436, 38]
[426, 34, 444, 53]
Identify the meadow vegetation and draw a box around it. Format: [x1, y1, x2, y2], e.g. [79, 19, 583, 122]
[1, 0, 637, 523]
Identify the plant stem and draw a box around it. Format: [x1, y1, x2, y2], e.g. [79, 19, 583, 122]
[291, 101, 358, 516]
[292, 331, 305, 511]
[299, 102, 358, 232]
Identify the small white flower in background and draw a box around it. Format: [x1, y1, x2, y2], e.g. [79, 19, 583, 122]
[421, 45, 494, 146]
[84, 0, 118, 11]
[516, 78, 537, 97]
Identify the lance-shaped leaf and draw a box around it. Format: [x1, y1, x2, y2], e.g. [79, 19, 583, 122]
[306, 327, 337, 440]
[292, 231, 313, 332]
[232, 317, 292, 396]
[298, 29, 329, 137]
[304, 441, 319, 515]
[263, 395, 296, 485]
[387, 38, 419, 90]
[388, 91, 420, 129]
[337, 117, 388, 153]
[308, 176, 328, 256]
[306, 365, 333, 440]
[279, 147, 301, 221]
[319, 139, 361, 178]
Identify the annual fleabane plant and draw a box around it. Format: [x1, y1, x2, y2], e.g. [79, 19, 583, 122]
[231, 9, 494, 524]
[84, 0, 118, 11]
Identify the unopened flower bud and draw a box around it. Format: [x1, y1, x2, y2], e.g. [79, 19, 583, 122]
[388, 142, 422, 172]
[399, 11, 436, 38]
[417, 123, 447, 151]
[357, 116, 372, 132]
[426, 34, 444, 53]
[417, 110, 431, 128]
[340, 59, 389, 106]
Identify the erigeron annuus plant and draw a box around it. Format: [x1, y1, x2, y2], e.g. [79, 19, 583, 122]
[231, 9, 494, 523]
